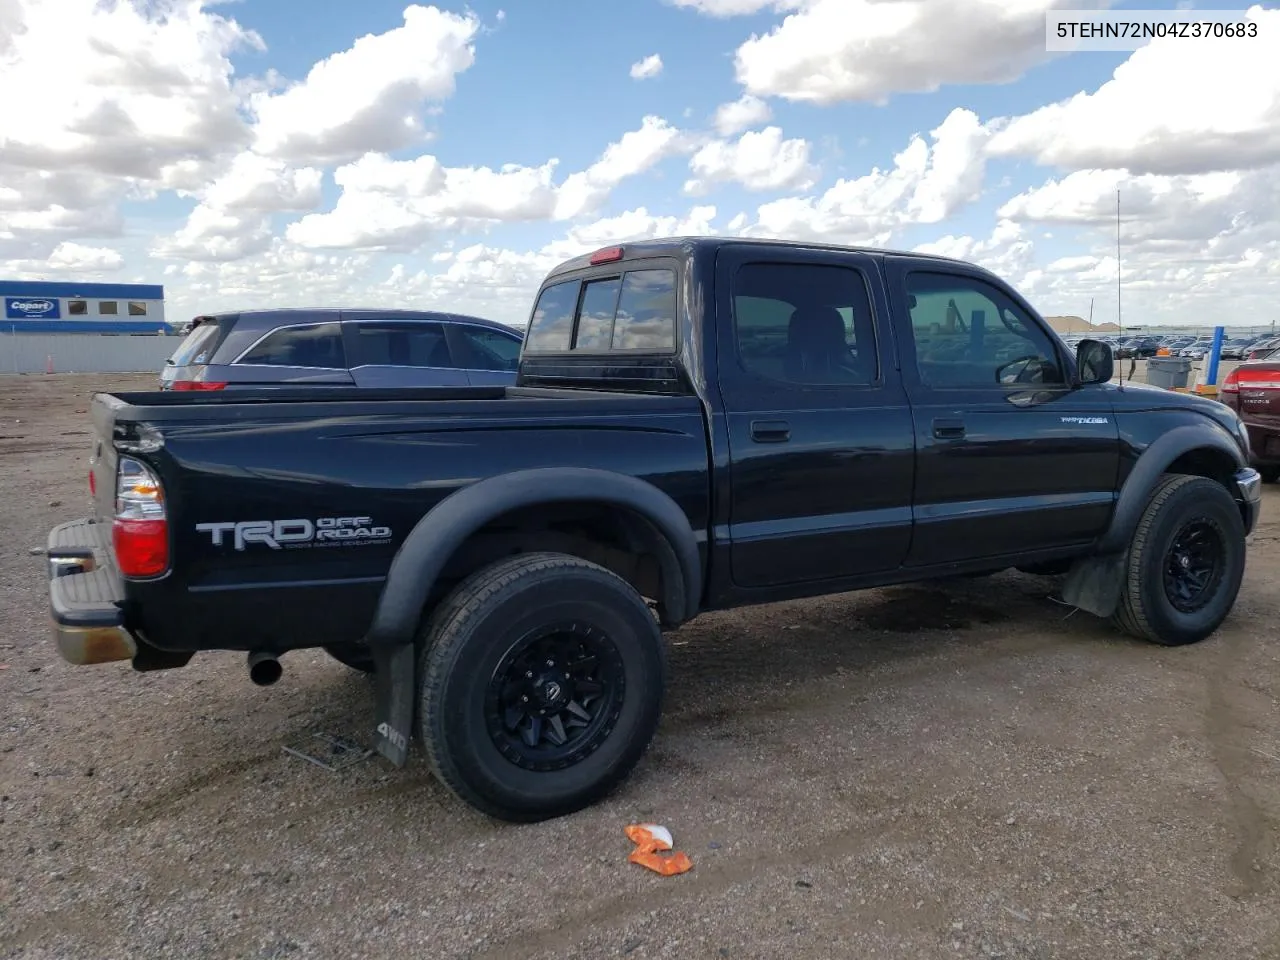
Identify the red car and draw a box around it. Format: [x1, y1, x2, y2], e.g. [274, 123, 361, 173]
[1222, 360, 1280, 481]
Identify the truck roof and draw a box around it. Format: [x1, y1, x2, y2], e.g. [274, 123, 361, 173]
[542, 235, 971, 283]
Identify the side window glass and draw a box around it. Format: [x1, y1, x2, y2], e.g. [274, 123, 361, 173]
[238, 322, 346, 368]
[574, 277, 622, 349]
[905, 273, 1064, 388]
[525, 280, 579, 352]
[612, 269, 676, 350]
[455, 326, 522, 371]
[349, 323, 455, 368]
[732, 262, 878, 385]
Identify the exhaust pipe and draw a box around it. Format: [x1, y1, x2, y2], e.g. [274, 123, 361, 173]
[248, 650, 282, 686]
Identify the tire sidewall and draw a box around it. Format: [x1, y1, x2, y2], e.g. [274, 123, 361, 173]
[426, 567, 665, 818]
[1135, 479, 1245, 644]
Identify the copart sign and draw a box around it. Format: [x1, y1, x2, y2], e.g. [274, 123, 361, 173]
[196, 516, 392, 551]
[5, 297, 60, 319]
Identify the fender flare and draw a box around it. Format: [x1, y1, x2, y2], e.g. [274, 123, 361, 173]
[1096, 422, 1245, 554]
[366, 467, 703, 647]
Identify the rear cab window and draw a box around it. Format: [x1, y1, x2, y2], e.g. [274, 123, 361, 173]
[524, 262, 678, 355]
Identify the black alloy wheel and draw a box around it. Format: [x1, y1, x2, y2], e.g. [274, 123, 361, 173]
[1112, 473, 1246, 646]
[1162, 519, 1226, 614]
[485, 623, 624, 772]
[417, 551, 667, 822]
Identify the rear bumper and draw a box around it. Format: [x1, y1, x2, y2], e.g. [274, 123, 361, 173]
[1235, 467, 1263, 536]
[45, 519, 135, 665]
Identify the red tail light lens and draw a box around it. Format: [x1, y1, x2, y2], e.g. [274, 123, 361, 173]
[112, 456, 168, 577]
[113, 519, 168, 577]
[1223, 367, 1280, 394]
[172, 380, 226, 391]
[88, 468, 96, 496]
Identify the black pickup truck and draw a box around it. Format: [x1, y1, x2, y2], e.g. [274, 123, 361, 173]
[46, 237, 1261, 822]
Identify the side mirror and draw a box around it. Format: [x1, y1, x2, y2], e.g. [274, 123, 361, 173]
[1075, 338, 1113, 385]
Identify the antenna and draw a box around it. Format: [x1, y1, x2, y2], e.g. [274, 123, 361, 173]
[1088, 297, 1094, 326]
[1116, 187, 1122, 341]
[1117, 187, 1127, 386]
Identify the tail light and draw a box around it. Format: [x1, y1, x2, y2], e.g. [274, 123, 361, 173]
[112, 457, 169, 577]
[172, 380, 226, 391]
[1222, 367, 1280, 395]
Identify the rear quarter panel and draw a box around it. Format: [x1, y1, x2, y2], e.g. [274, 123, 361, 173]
[121, 393, 711, 652]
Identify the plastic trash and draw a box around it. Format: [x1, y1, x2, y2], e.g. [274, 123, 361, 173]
[624, 823, 693, 876]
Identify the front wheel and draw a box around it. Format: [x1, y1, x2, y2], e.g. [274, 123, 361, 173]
[1112, 474, 1246, 646]
[418, 552, 667, 822]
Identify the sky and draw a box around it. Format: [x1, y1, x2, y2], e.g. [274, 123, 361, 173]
[0, 0, 1277, 331]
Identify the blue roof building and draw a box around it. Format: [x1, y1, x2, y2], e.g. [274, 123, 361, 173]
[1, 281, 168, 334]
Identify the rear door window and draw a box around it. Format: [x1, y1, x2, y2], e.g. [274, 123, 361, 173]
[237, 322, 346, 369]
[452, 325, 522, 371]
[348, 322, 456, 368]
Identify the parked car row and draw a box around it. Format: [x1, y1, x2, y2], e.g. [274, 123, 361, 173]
[162, 309, 526, 390]
[1058, 331, 1279, 362]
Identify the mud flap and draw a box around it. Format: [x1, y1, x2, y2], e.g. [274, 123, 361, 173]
[371, 643, 415, 767]
[1061, 552, 1126, 618]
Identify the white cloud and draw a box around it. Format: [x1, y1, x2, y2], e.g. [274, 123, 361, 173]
[153, 205, 275, 263]
[730, 0, 1105, 104]
[201, 152, 325, 212]
[286, 152, 562, 250]
[249, 5, 478, 164]
[712, 94, 772, 136]
[47, 241, 125, 272]
[987, 6, 1280, 175]
[630, 54, 664, 80]
[286, 115, 695, 251]
[554, 116, 693, 219]
[904, 108, 989, 222]
[684, 127, 817, 194]
[913, 219, 1036, 284]
[0, 0, 259, 181]
[665, 0, 798, 15]
[740, 108, 986, 242]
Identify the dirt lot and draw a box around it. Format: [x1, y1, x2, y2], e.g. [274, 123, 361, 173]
[2, 373, 1278, 960]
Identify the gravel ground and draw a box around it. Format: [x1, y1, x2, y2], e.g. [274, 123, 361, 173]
[2, 373, 1278, 960]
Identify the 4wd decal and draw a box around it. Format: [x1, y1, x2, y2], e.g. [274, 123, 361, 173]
[196, 516, 392, 551]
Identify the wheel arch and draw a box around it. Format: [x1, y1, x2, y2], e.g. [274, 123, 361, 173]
[367, 467, 703, 648]
[1097, 423, 1245, 554]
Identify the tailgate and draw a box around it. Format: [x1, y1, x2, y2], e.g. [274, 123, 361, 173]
[88, 394, 124, 526]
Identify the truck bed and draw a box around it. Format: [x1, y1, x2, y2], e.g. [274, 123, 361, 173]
[91, 385, 712, 654]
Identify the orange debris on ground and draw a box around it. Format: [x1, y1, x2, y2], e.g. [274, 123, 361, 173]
[624, 823, 693, 877]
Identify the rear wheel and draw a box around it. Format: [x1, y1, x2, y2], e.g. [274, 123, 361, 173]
[1112, 474, 1245, 646]
[1258, 466, 1280, 483]
[418, 552, 666, 822]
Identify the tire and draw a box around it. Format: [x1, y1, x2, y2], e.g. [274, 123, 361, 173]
[1111, 474, 1246, 646]
[418, 552, 667, 822]
[323, 644, 374, 673]
[1259, 466, 1280, 484]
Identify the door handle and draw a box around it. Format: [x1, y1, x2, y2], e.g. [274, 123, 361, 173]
[750, 419, 791, 443]
[933, 418, 965, 440]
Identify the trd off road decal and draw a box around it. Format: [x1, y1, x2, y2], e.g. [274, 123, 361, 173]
[196, 516, 392, 551]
